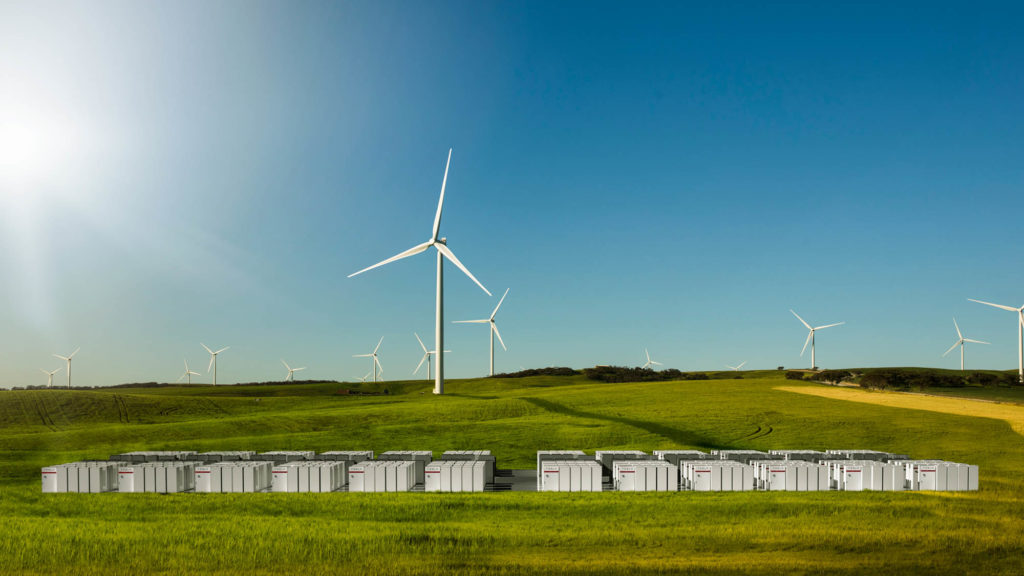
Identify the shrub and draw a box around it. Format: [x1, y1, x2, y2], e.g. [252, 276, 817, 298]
[816, 370, 853, 385]
[785, 371, 805, 381]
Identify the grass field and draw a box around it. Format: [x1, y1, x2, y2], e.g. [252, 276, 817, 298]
[1, 372, 1023, 575]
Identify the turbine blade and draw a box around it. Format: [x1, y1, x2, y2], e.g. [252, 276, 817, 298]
[453, 319, 489, 324]
[40, 368, 49, 375]
[651, 360, 663, 366]
[942, 341, 960, 357]
[69, 347, 80, 359]
[726, 365, 735, 371]
[53, 354, 67, 360]
[953, 317, 963, 339]
[415, 332, 428, 353]
[374, 337, 384, 354]
[491, 288, 510, 319]
[737, 361, 747, 369]
[431, 148, 452, 243]
[201, 343, 213, 354]
[295, 367, 306, 371]
[374, 357, 383, 373]
[436, 243, 490, 296]
[189, 371, 200, 376]
[968, 298, 1019, 312]
[282, 359, 290, 370]
[492, 323, 507, 351]
[178, 373, 186, 382]
[353, 353, 372, 358]
[801, 330, 813, 356]
[349, 241, 432, 278]
[814, 322, 844, 330]
[207, 354, 215, 373]
[215, 347, 229, 355]
[963, 339, 989, 345]
[414, 353, 428, 374]
[790, 310, 812, 330]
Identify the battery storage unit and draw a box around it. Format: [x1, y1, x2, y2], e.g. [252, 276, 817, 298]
[536, 451, 589, 490]
[442, 451, 497, 484]
[538, 460, 603, 492]
[347, 461, 416, 492]
[613, 460, 677, 491]
[378, 451, 432, 486]
[653, 450, 711, 467]
[680, 460, 755, 491]
[752, 460, 829, 491]
[712, 450, 772, 464]
[768, 450, 827, 463]
[41, 462, 119, 493]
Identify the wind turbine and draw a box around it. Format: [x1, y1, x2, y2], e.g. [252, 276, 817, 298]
[178, 360, 200, 385]
[40, 367, 61, 388]
[348, 148, 491, 395]
[52, 348, 79, 389]
[791, 310, 844, 370]
[353, 337, 384, 383]
[642, 349, 662, 370]
[454, 288, 510, 376]
[943, 317, 988, 371]
[968, 298, 1024, 383]
[413, 333, 451, 381]
[281, 360, 306, 382]
[726, 361, 747, 371]
[357, 372, 371, 383]
[201, 343, 229, 386]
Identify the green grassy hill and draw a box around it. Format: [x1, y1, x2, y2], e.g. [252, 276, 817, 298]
[1, 372, 1022, 574]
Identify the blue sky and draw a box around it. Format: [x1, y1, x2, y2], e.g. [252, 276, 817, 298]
[1, 1, 1022, 387]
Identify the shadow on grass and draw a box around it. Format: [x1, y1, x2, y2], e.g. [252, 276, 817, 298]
[521, 397, 731, 450]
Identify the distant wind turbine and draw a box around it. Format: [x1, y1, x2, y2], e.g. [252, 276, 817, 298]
[968, 298, 1024, 383]
[413, 333, 450, 381]
[354, 337, 384, 383]
[53, 348, 79, 389]
[454, 288, 510, 376]
[642, 349, 662, 370]
[281, 360, 306, 382]
[791, 310, 844, 370]
[726, 361, 747, 371]
[178, 360, 200, 385]
[358, 372, 371, 383]
[348, 149, 491, 395]
[201, 343, 229, 386]
[943, 318, 988, 371]
[40, 367, 61, 388]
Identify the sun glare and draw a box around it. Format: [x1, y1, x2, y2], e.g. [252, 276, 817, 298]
[0, 105, 80, 194]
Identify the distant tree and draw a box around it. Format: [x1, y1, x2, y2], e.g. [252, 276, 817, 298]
[785, 371, 805, 381]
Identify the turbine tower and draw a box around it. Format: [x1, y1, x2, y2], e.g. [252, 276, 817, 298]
[943, 317, 988, 371]
[791, 310, 844, 370]
[348, 149, 491, 395]
[726, 361, 747, 371]
[454, 288, 510, 376]
[281, 360, 306, 382]
[968, 298, 1024, 383]
[642, 349, 662, 370]
[353, 337, 384, 383]
[202, 343, 229, 386]
[413, 333, 450, 381]
[178, 360, 200, 385]
[40, 367, 61, 388]
[53, 348, 79, 389]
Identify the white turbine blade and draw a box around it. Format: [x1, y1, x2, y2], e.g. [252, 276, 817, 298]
[942, 340, 961, 357]
[814, 322, 844, 330]
[726, 365, 735, 371]
[790, 310, 812, 330]
[645, 349, 652, 363]
[282, 359, 291, 370]
[207, 354, 215, 373]
[953, 317, 963, 339]
[353, 353, 372, 358]
[968, 298, 1019, 312]
[431, 148, 452, 243]
[492, 322, 507, 351]
[374, 356, 384, 373]
[651, 360, 663, 366]
[188, 371, 200, 376]
[414, 353, 428, 375]
[294, 367, 306, 372]
[963, 338, 989, 345]
[453, 319, 489, 324]
[178, 373, 187, 382]
[435, 243, 491, 296]
[215, 347, 229, 355]
[374, 337, 384, 354]
[491, 288, 510, 319]
[68, 347, 80, 359]
[737, 361, 747, 369]
[800, 330, 813, 356]
[349, 241, 432, 278]
[41, 368, 50, 375]
[53, 354, 68, 361]
[201, 343, 213, 354]
[415, 332, 428, 354]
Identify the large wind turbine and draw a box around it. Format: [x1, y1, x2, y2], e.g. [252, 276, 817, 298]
[201, 343, 229, 386]
[353, 337, 384, 383]
[969, 298, 1024, 383]
[348, 149, 491, 395]
[40, 367, 61, 388]
[943, 317, 988, 371]
[726, 361, 747, 371]
[413, 333, 450, 381]
[178, 360, 200, 385]
[53, 348, 79, 389]
[642, 349, 662, 370]
[281, 360, 306, 382]
[791, 310, 844, 370]
[454, 288, 509, 376]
